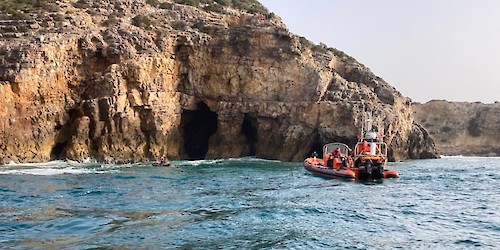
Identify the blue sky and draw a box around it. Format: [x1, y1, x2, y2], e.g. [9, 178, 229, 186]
[259, 0, 500, 103]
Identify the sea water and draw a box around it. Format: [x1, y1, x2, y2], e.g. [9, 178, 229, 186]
[0, 157, 498, 249]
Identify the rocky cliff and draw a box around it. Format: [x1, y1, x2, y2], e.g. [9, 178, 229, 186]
[412, 100, 500, 156]
[0, 0, 437, 164]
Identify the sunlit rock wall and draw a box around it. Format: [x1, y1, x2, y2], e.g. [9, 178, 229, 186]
[0, 0, 437, 163]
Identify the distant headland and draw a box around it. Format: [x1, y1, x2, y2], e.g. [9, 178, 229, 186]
[412, 100, 500, 157]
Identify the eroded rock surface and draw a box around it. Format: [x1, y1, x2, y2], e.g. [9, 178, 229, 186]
[0, 0, 437, 163]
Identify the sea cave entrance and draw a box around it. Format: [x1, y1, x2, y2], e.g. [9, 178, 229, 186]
[50, 142, 68, 160]
[241, 114, 258, 156]
[305, 133, 323, 159]
[181, 102, 218, 160]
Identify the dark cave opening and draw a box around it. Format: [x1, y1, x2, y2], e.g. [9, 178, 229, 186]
[305, 133, 323, 159]
[181, 102, 218, 160]
[241, 114, 258, 156]
[50, 142, 68, 160]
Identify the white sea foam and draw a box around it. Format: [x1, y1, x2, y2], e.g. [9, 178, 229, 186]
[5, 160, 69, 167]
[440, 155, 500, 159]
[176, 157, 282, 166]
[0, 167, 96, 176]
[440, 155, 465, 158]
[179, 159, 223, 166]
[237, 157, 281, 163]
[0, 160, 119, 175]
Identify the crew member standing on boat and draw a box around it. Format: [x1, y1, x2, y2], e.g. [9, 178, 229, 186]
[312, 151, 318, 161]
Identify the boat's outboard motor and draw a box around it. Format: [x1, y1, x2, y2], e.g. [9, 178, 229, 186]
[365, 163, 372, 175]
[374, 164, 384, 178]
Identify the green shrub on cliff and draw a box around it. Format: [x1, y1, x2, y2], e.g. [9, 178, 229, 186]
[203, 3, 224, 13]
[0, 0, 57, 10]
[192, 21, 218, 35]
[0, 0, 59, 20]
[232, 0, 267, 14]
[298, 36, 313, 48]
[330, 47, 357, 63]
[103, 12, 124, 27]
[171, 20, 187, 30]
[441, 126, 452, 133]
[146, 0, 173, 9]
[467, 114, 482, 137]
[175, 0, 205, 7]
[311, 44, 329, 54]
[173, 0, 267, 14]
[146, 0, 160, 7]
[159, 2, 174, 9]
[73, 0, 90, 9]
[214, 0, 230, 5]
[132, 15, 153, 29]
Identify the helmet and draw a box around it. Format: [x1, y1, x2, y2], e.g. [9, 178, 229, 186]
[365, 132, 377, 140]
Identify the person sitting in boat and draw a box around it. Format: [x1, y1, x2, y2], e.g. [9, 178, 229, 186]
[152, 155, 171, 167]
[358, 140, 370, 155]
[333, 147, 350, 169]
[326, 153, 334, 169]
[333, 148, 342, 158]
[158, 155, 166, 165]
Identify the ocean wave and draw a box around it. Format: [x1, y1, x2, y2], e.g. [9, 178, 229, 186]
[0, 167, 98, 176]
[440, 155, 500, 159]
[235, 157, 282, 163]
[0, 157, 285, 175]
[177, 159, 224, 166]
[439, 155, 465, 158]
[0, 160, 123, 176]
[5, 160, 69, 167]
[175, 157, 282, 167]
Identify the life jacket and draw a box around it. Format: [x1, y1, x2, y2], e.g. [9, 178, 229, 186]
[363, 141, 370, 153]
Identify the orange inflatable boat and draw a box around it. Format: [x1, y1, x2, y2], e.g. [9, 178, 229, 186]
[304, 136, 399, 179]
[304, 113, 399, 180]
[303, 143, 356, 179]
[351, 130, 399, 179]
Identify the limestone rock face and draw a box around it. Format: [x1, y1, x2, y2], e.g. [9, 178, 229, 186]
[0, 0, 437, 163]
[412, 100, 500, 156]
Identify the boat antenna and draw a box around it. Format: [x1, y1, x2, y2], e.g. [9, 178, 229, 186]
[360, 113, 364, 139]
[359, 105, 365, 141]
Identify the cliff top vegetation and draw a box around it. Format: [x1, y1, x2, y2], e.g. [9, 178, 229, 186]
[0, 0, 272, 41]
[0, 0, 59, 20]
[0, 0, 267, 20]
